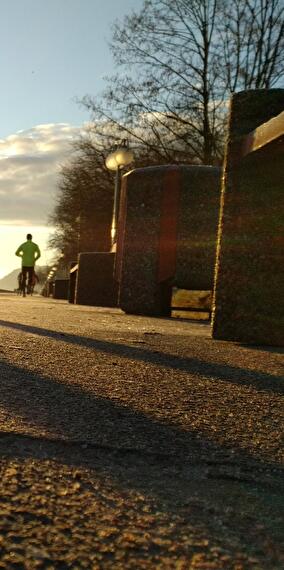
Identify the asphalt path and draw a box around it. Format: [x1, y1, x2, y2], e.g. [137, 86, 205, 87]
[0, 293, 283, 569]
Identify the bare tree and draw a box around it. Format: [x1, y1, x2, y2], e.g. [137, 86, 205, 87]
[220, 0, 284, 92]
[48, 135, 114, 264]
[50, 0, 283, 257]
[82, 0, 284, 164]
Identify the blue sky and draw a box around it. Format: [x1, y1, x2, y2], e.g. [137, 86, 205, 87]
[0, 0, 141, 137]
[0, 0, 142, 278]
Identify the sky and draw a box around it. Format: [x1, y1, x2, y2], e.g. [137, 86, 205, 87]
[0, 0, 142, 278]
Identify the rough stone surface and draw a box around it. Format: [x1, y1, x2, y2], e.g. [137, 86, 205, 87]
[0, 294, 283, 569]
[76, 252, 118, 307]
[53, 279, 69, 300]
[116, 167, 165, 316]
[176, 166, 220, 290]
[117, 165, 220, 316]
[213, 89, 284, 346]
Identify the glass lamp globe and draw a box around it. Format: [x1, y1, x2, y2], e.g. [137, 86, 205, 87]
[105, 145, 134, 170]
[114, 147, 134, 167]
[105, 152, 119, 171]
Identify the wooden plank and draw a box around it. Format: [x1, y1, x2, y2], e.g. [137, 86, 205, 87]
[69, 264, 78, 274]
[171, 306, 210, 313]
[242, 110, 284, 158]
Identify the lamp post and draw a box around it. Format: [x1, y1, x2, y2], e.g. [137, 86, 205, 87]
[105, 140, 134, 248]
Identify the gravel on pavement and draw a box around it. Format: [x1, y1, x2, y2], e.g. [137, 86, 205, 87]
[0, 294, 283, 569]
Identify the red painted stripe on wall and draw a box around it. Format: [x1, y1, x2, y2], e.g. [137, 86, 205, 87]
[157, 168, 180, 283]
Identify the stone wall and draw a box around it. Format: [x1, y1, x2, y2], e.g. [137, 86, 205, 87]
[53, 279, 69, 300]
[212, 89, 284, 346]
[116, 165, 221, 315]
[176, 166, 221, 290]
[75, 252, 118, 307]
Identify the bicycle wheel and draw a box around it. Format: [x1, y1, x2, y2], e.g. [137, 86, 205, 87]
[21, 279, 26, 297]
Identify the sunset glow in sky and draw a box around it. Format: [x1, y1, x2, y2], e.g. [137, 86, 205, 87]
[0, 122, 82, 277]
[0, 0, 141, 278]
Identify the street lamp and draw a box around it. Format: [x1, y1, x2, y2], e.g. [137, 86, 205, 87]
[105, 140, 134, 247]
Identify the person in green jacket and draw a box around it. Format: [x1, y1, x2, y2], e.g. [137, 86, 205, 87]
[15, 233, 41, 296]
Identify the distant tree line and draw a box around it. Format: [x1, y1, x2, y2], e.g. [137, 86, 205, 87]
[49, 0, 284, 263]
[49, 134, 114, 263]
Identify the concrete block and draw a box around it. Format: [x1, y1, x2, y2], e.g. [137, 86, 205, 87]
[212, 89, 284, 346]
[75, 252, 118, 307]
[116, 165, 221, 315]
[54, 279, 69, 300]
[176, 166, 221, 290]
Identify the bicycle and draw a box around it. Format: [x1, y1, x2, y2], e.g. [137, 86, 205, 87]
[17, 269, 38, 297]
[18, 273, 29, 297]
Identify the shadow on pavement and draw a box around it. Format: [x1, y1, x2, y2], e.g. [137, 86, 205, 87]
[0, 358, 282, 473]
[0, 355, 283, 566]
[0, 319, 283, 396]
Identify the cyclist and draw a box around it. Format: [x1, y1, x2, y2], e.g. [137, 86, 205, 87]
[15, 234, 41, 297]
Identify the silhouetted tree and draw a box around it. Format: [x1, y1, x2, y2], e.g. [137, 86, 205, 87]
[48, 134, 115, 264]
[83, 0, 284, 164]
[48, 123, 165, 264]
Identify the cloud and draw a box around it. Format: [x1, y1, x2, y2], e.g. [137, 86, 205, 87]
[0, 123, 84, 225]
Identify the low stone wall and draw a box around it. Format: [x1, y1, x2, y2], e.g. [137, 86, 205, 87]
[54, 279, 69, 300]
[75, 252, 118, 307]
[212, 89, 284, 346]
[116, 165, 221, 316]
[176, 166, 221, 290]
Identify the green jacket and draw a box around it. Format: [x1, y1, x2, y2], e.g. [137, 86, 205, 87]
[15, 241, 41, 267]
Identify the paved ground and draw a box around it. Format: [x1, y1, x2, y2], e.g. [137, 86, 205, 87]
[0, 293, 283, 569]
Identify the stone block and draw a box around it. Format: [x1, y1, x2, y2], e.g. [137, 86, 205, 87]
[75, 252, 118, 307]
[116, 165, 221, 315]
[176, 166, 221, 290]
[54, 279, 69, 300]
[212, 89, 284, 346]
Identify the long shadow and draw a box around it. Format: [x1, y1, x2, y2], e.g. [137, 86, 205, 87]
[0, 359, 282, 473]
[0, 359, 283, 564]
[0, 319, 283, 395]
